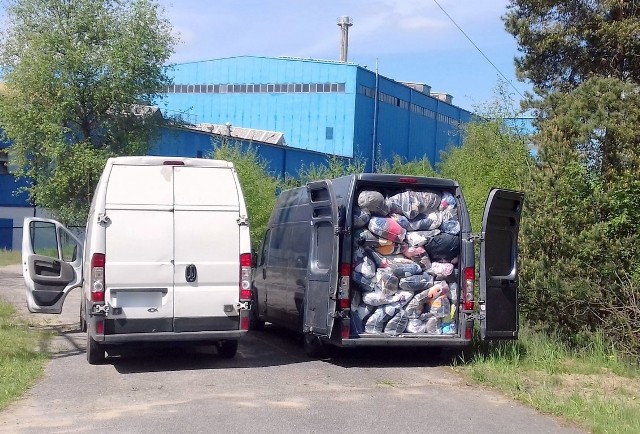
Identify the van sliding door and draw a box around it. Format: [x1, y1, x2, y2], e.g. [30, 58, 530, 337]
[304, 180, 339, 337]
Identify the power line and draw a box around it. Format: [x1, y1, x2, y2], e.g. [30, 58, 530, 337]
[432, 0, 526, 100]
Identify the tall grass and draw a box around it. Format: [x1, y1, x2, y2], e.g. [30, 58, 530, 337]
[0, 250, 21, 267]
[459, 326, 640, 433]
[0, 301, 48, 410]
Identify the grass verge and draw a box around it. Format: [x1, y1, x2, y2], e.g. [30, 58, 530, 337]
[456, 326, 640, 434]
[0, 301, 49, 411]
[0, 250, 21, 267]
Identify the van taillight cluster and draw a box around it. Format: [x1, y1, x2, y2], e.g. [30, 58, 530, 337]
[90, 253, 105, 303]
[463, 267, 475, 311]
[239, 253, 252, 301]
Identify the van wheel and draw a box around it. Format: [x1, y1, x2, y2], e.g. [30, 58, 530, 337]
[217, 340, 238, 359]
[86, 334, 105, 365]
[303, 333, 328, 358]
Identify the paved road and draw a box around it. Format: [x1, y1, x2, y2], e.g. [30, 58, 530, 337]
[0, 264, 585, 434]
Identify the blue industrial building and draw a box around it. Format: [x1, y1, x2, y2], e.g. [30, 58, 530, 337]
[157, 56, 473, 173]
[1, 55, 474, 249]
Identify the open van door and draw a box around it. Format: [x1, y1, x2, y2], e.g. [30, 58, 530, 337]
[22, 217, 83, 313]
[304, 180, 340, 338]
[479, 189, 524, 341]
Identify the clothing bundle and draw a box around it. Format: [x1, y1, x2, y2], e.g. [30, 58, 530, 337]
[351, 189, 460, 335]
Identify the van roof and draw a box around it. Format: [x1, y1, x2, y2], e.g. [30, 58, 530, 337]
[106, 156, 234, 168]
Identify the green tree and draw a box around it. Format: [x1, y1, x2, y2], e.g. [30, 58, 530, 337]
[211, 139, 280, 249]
[0, 0, 176, 224]
[438, 81, 532, 230]
[504, 0, 640, 93]
[281, 155, 366, 189]
[376, 155, 436, 178]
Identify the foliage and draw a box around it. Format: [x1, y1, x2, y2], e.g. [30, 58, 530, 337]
[0, 0, 176, 224]
[438, 80, 532, 230]
[280, 155, 366, 189]
[518, 77, 640, 351]
[376, 155, 436, 177]
[504, 0, 640, 93]
[0, 301, 48, 410]
[211, 138, 280, 249]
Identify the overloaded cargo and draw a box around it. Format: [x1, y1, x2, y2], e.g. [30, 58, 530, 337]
[251, 173, 524, 357]
[352, 188, 460, 336]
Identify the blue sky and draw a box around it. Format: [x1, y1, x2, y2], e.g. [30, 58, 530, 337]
[159, 0, 530, 113]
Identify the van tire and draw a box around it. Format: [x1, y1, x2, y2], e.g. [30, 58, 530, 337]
[217, 340, 238, 359]
[303, 333, 328, 358]
[86, 334, 105, 365]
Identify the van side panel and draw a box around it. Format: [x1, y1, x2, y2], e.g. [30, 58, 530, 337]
[173, 166, 241, 331]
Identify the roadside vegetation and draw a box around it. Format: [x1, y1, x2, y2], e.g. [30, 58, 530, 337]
[0, 250, 20, 267]
[0, 301, 48, 411]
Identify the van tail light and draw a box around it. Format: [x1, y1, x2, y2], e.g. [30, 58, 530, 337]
[341, 318, 351, 339]
[90, 253, 105, 303]
[338, 263, 351, 306]
[464, 326, 473, 340]
[95, 320, 104, 335]
[239, 253, 252, 301]
[463, 267, 475, 311]
[240, 311, 250, 331]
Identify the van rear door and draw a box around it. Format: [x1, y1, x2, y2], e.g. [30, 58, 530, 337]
[479, 188, 524, 341]
[304, 180, 339, 337]
[21, 217, 83, 313]
[172, 165, 242, 332]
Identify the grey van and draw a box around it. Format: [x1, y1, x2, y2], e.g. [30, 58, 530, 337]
[252, 173, 523, 356]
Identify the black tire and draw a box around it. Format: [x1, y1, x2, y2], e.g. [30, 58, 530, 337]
[79, 301, 87, 332]
[249, 296, 265, 331]
[86, 333, 105, 365]
[303, 333, 328, 358]
[217, 340, 238, 359]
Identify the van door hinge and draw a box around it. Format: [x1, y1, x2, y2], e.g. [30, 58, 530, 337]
[469, 232, 484, 243]
[237, 216, 249, 226]
[97, 213, 111, 225]
[334, 226, 349, 235]
[329, 311, 348, 319]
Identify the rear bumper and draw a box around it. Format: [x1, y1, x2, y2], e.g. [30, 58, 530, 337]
[97, 330, 247, 344]
[334, 334, 471, 347]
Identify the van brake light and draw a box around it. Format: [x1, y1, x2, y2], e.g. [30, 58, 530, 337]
[239, 253, 252, 301]
[463, 266, 474, 311]
[91, 253, 105, 303]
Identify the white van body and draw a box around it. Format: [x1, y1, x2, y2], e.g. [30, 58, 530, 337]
[22, 156, 252, 364]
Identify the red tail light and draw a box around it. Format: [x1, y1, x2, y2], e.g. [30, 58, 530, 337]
[239, 253, 252, 301]
[240, 312, 250, 331]
[90, 253, 105, 303]
[341, 319, 350, 339]
[95, 320, 104, 335]
[338, 262, 351, 310]
[465, 326, 473, 340]
[399, 177, 418, 184]
[463, 266, 475, 311]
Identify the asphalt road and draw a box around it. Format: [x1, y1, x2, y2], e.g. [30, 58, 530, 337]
[0, 264, 585, 434]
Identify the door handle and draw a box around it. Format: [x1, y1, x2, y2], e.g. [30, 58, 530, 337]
[185, 264, 197, 282]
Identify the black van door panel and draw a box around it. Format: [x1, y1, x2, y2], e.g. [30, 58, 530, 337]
[479, 188, 524, 341]
[305, 181, 340, 336]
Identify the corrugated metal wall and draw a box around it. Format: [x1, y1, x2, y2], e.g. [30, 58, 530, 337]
[160, 56, 357, 157]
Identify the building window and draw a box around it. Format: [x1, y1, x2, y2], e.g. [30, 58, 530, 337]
[326, 127, 334, 140]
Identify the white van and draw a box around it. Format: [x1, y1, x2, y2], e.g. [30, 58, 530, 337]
[22, 156, 252, 364]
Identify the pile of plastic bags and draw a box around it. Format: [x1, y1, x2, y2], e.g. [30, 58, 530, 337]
[351, 189, 460, 335]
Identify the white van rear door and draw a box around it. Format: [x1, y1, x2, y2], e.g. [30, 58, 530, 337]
[479, 188, 524, 341]
[21, 217, 83, 313]
[104, 164, 175, 330]
[172, 165, 242, 331]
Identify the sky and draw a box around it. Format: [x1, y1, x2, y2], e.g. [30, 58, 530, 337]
[158, 0, 531, 113]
